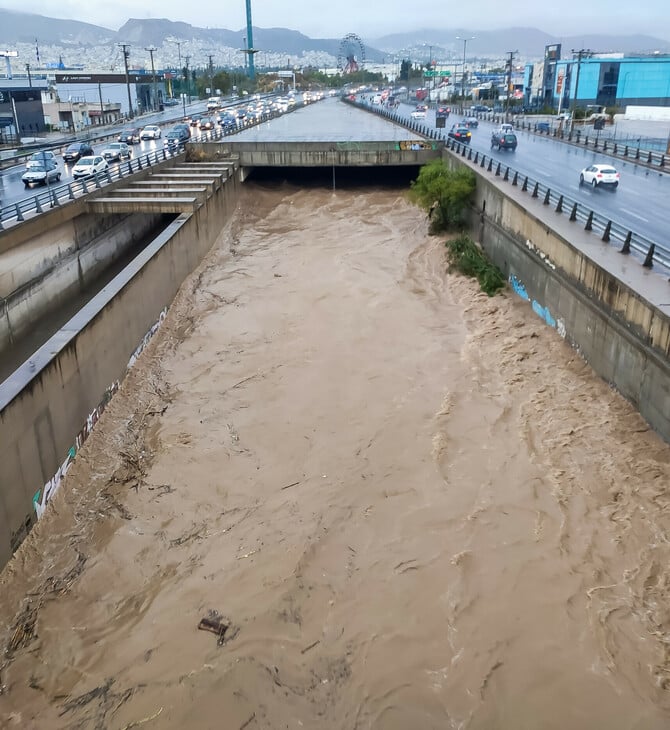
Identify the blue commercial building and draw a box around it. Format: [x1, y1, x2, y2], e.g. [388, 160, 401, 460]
[527, 52, 670, 110]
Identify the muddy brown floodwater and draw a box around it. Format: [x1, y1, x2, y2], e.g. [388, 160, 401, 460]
[1, 181, 670, 730]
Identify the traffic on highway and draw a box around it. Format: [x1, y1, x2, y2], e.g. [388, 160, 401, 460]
[371, 95, 670, 251]
[0, 91, 324, 209]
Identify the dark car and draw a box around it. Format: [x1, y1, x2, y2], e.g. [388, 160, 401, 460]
[63, 142, 94, 163]
[491, 132, 518, 150]
[189, 114, 204, 127]
[437, 106, 450, 116]
[171, 123, 190, 140]
[164, 125, 190, 148]
[471, 104, 490, 113]
[448, 126, 472, 144]
[118, 128, 141, 144]
[198, 116, 216, 132]
[536, 121, 551, 133]
[462, 117, 479, 128]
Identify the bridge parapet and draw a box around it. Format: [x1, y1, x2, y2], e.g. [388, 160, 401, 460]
[187, 140, 443, 168]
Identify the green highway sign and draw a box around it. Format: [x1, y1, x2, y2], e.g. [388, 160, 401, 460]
[423, 70, 451, 77]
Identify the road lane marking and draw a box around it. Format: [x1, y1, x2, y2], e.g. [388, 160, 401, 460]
[620, 207, 649, 223]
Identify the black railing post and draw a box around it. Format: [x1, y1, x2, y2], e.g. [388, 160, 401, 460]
[620, 231, 632, 254]
[522, 176, 528, 192]
[555, 195, 563, 213]
[487, 158, 493, 172]
[532, 182, 539, 198]
[512, 171, 518, 186]
[495, 162, 501, 176]
[602, 221, 611, 242]
[585, 211, 593, 231]
[15, 203, 24, 221]
[503, 166, 509, 181]
[643, 244, 655, 268]
[543, 188, 551, 205]
[569, 203, 578, 221]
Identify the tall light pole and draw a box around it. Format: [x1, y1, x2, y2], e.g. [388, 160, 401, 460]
[184, 55, 191, 105]
[146, 46, 158, 111]
[456, 36, 475, 107]
[118, 43, 133, 119]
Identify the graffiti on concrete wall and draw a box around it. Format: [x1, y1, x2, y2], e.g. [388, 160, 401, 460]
[509, 274, 565, 336]
[31, 306, 168, 521]
[32, 381, 119, 519]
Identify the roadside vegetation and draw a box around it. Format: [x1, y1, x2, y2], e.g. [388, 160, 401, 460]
[409, 159, 476, 232]
[410, 160, 505, 296]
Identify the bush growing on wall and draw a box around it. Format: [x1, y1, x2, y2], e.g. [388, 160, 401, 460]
[409, 160, 476, 233]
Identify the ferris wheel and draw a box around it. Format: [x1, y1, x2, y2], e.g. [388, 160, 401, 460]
[338, 33, 365, 74]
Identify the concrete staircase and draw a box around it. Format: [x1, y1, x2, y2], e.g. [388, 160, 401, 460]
[86, 159, 238, 215]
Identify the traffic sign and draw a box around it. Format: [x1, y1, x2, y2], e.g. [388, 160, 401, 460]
[423, 70, 451, 77]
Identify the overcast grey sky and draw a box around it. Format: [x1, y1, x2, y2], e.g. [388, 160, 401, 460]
[3, 0, 670, 40]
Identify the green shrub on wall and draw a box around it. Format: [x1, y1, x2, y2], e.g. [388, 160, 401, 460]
[409, 160, 476, 233]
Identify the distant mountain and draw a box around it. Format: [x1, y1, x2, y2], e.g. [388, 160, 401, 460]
[114, 19, 381, 60]
[372, 27, 670, 58]
[2, 8, 113, 45]
[1, 9, 667, 61]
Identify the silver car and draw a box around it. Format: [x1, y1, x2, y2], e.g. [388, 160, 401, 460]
[22, 161, 61, 187]
[101, 142, 131, 161]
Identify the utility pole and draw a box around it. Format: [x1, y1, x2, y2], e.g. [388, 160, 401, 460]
[25, 63, 32, 87]
[118, 43, 134, 119]
[504, 49, 517, 120]
[146, 46, 158, 111]
[570, 48, 592, 120]
[207, 54, 214, 95]
[184, 55, 191, 105]
[98, 82, 104, 125]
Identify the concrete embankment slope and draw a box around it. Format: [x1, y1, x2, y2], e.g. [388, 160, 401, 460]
[444, 149, 670, 442]
[0, 161, 240, 566]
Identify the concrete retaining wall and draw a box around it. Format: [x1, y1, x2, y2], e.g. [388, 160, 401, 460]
[0, 166, 240, 566]
[0, 212, 168, 351]
[443, 150, 670, 441]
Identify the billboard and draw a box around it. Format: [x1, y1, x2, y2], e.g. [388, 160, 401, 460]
[545, 44, 561, 62]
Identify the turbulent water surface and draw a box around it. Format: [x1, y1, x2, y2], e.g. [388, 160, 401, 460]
[1, 181, 669, 729]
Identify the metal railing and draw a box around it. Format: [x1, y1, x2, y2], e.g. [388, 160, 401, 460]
[470, 111, 668, 170]
[344, 96, 669, 276]
[0, 146, 181, 230]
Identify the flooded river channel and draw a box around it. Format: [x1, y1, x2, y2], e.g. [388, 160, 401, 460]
[1, 180, 669, 729]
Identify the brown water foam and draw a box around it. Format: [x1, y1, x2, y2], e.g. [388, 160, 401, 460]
[0, 181, 669, 729]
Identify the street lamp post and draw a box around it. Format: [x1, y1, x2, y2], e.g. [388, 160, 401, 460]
[456, 36, 475, 110]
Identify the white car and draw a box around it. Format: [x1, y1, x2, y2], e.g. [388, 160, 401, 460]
[26, 150, 57, 169]
[72, 155, 109, 180]
[101, 142, 131, 161]
[411, 105, 427, 119]
[140, 125, 161, 140]
[579, 163, 620, 190]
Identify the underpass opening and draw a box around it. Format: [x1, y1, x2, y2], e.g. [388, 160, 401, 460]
[240, 165, 422, 188]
